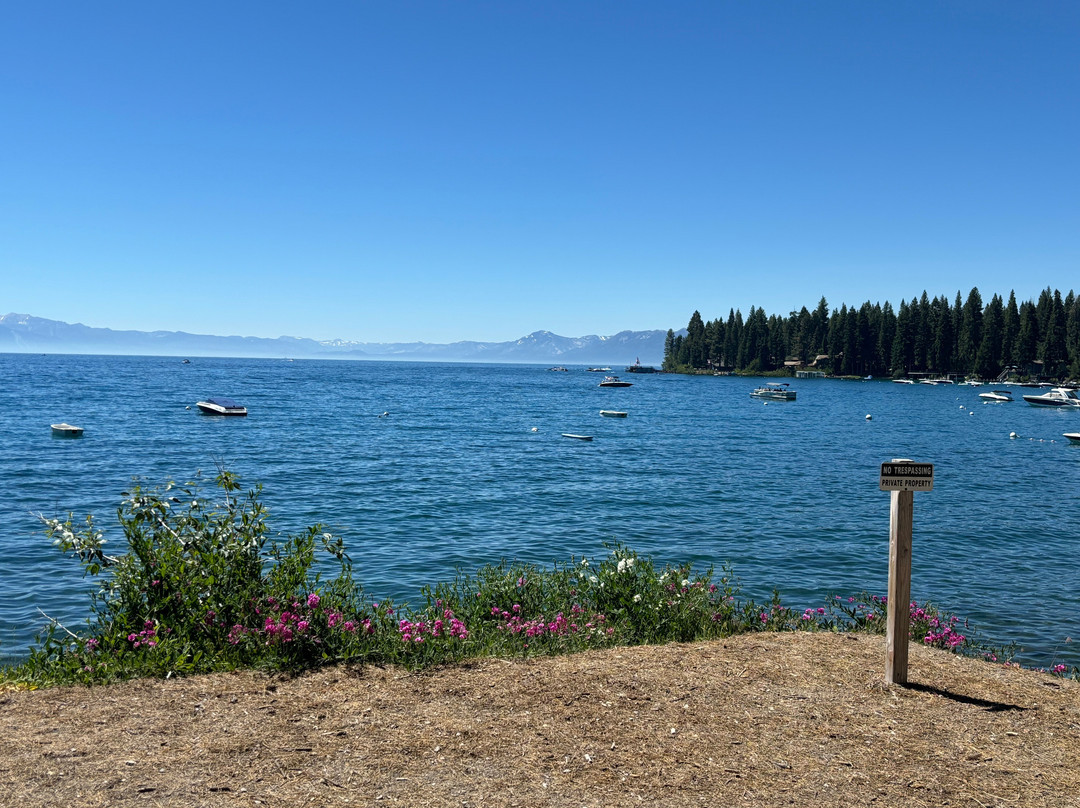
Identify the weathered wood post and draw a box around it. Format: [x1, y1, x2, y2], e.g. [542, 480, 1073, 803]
[879, 459, 934, 685]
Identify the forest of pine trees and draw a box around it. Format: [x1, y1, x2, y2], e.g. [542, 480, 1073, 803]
[662, 288, 1080, 381]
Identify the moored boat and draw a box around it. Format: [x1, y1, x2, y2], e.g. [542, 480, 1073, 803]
[561, 433, 594, 441]
[624, 359, 657, 373]
[50, 423, 84, 437]
[599, 376, 633, 388]
[750, 382, 796, 401]
[978, 390, 1013, 403]
[196, 398, 248, 416]
[599, 410, 628, 418]
[1063, 433, 1080, 445]
[1021, 388, 1080, 408]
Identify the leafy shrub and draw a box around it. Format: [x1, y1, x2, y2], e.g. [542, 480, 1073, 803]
[1, 472, 1069, 688]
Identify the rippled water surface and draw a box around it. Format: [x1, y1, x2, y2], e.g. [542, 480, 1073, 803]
[2, 354, 1078, 666]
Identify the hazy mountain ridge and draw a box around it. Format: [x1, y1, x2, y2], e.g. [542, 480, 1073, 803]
[0, 314, 669, 365]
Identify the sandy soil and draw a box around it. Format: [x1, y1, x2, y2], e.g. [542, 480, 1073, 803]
[2, 632, 1078, 807]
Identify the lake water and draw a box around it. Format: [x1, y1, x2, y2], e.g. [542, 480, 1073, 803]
[2, 353, 1078, 668]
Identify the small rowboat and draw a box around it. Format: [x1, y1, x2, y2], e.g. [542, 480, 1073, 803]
[561, 433, 594, 441]
[599, 410, 628, 418]
[51, 423, 84, 437]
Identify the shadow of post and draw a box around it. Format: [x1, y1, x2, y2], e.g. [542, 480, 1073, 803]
[901, 682, 1026, 712]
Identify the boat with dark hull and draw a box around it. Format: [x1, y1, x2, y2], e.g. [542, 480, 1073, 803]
[196, 398, 248, 416]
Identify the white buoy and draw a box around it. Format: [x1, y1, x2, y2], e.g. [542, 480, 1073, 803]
[970, 411, 975, 416]
[865, 414, 872, 420]
[531, 427, 538, 432]
[1010, 432, 1018, 439]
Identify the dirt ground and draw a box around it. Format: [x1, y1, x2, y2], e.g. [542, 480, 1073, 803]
[2, 632, 1078, 808]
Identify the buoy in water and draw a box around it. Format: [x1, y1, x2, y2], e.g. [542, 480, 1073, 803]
[531, 427, 538, 432]
[1010, 432, 1018, 439]
[865, 414, 872, 420]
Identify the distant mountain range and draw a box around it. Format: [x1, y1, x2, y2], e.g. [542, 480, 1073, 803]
[0, 313, 670, 365]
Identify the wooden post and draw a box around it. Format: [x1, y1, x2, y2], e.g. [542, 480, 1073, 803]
[885, 487, 914, 684]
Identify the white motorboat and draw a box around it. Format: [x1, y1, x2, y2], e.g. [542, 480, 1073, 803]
[561, 433, 594, 441]
[196, 398, 248, 416]
[750, 382, 796, 401]
[1063, 433, 1080, 445]
[599, 410, 628, 418]
[51, 423, 84, 437]
[598, 376, 633, 388]
[978, 390, 1013, 403]
[1022, 388, 1080, 408]
[892, 379, 916, 384]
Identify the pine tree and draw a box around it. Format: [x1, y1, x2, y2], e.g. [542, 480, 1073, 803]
[958, 287, 983, 373]
[891, 299, 912, 376]
[877, 301, 896, 376]
[1017, 301, 1038, 373]
[1043, 290, 1067, 377]
[974, 294, 1004, 379]
[1002, 291, 1020, 367]
[686, 310, 706, 369]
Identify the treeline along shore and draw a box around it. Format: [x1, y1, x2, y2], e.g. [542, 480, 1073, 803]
[664, 287, 1080, 380]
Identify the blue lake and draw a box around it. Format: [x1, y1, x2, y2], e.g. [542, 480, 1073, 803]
[2, 353, 1078, 667]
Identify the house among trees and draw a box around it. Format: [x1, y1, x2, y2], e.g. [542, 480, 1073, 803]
[662, 288, 1080, 382]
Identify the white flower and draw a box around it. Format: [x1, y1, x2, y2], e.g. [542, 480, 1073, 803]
[681, 579, 690, 587]
[589, 575, 598, 583]
[617, 559, 628, 573]
[633, 594, 642, 603]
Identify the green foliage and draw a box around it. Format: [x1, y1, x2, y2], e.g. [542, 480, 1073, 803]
[667, 287, 1080, 380]
[3, 480, 1072, 687]
[20, 470, 369, 684]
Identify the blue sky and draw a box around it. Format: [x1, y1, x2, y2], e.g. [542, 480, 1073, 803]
[3, 2, 1077, 344]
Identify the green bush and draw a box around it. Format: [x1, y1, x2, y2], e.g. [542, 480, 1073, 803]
[1, 471, 1064, 689]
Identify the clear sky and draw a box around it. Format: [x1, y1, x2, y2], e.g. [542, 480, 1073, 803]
[3, 2, 1077, 344]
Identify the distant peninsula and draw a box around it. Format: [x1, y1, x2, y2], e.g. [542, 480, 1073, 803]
[0, 313, 669, 366]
